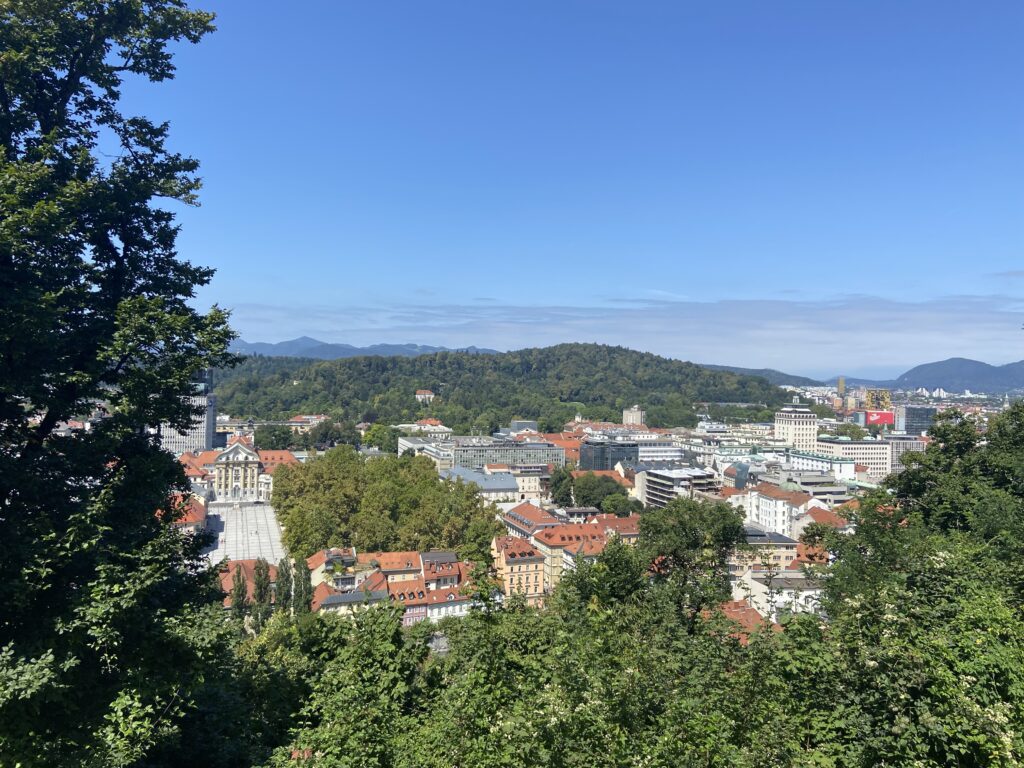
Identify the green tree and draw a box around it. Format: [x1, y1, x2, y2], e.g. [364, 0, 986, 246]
[550, 465, 574, 506]
[600, 492, 639, 516]
[363, 422, 400, 453]
[252, 558, 273, 632]
[293, 561, 313, 615]
[305, 418, 359, 448]
[832, 422, 868, 440]
[639, 498, 746, 627]
[274, 447, 500, 560]
[275, 558, 293, 614]
[0, 3, 236, 765]
[268, 606, 425, 768]
[573, 472, 627, 507]
[230, 566, 249, 626]
[254, 424, 295, 450]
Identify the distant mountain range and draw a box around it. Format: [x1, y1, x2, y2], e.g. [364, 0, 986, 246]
[231, 337, 499, 360]
[684, 358, 1024, 394]
[231, 339, 1024, 394]
[827, 358, 1024, 394]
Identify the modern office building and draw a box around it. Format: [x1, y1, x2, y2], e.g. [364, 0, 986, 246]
[636, 439, 687, 463]
[884, 434, 928, 473]
[579, 437, 640, 471]
[815, 436, 893, 480]
[637, 467, 720, 508]
[896, 405, 938, 435]
[160, 368, 215, 455]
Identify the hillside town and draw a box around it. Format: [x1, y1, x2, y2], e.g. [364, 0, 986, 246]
[152, 378, 1013, 629]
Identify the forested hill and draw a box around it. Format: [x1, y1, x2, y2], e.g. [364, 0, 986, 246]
[214, 343, 789, 431]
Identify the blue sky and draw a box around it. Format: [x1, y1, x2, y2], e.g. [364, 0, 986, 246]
[123, 1, 1024, 378]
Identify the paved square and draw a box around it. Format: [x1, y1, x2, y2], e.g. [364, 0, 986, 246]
[204, 501, 285, 564]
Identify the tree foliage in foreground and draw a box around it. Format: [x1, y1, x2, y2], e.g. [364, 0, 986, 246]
[272, 447, 502, 561]
[0, 2, 237, 765]
[253, 407, 1024, 767]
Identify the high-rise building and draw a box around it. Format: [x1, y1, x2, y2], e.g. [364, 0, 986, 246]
[837, 377, 846, 397]
[622, 404, 646, 426]
[773, 403, 818, 452]
[896, 405, 938, 435]
[160, 369, 216, 455]
[865, 389, 893, 411]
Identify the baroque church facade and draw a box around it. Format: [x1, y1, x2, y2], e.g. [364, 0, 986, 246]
[179, 436, 298, 503]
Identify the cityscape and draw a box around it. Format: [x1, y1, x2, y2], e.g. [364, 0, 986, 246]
[4, 2, 1024, 767]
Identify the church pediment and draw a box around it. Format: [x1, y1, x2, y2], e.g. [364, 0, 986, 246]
[216, 443, 259, 463]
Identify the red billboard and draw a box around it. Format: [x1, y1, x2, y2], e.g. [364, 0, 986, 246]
[865, 410, 895, 426]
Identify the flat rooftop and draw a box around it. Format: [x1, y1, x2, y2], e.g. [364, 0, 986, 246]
[203, 501, 285, 565]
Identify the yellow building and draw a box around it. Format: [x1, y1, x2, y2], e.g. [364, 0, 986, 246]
[491, 535, 545, 606]
[865, 388, 892, 410]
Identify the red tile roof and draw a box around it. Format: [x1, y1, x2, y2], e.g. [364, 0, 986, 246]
[311, 581, 340, 612]
[494, 535, 543, 560]
[356, 550, 421, 572]
[306, 547, 356, 571]
[564, 538, 606, 558]
[804, 507, 849, 529]
[220, 560, 279, 607]
[533, 524, 607, 549]
[258, 450, 299, 474]
[387, 577, 430, 606]
[715, 599, 781, 645]
[425, 587, 471, 605]
[502, 502, 559, 533]
[754, 482, 813, 507]
[586, 513, 641, 537]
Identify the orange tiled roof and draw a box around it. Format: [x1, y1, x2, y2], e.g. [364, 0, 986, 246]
[565, 538, 606, 557]
[494, 535, 542, 559]
[220, 559, 279, 607]
[715, 599, 781, 645]
[306, 547, 356, 571]
[387, 577, 430, 606]
[356, 550, 421, 571]
[533, 524, 607, 549]
[587, 513, 641, 537]
[804, 507, 848, 528]
[311, 581, 341, 611]
[507, 502, 558, 525]
[755, 482, 813, 507]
